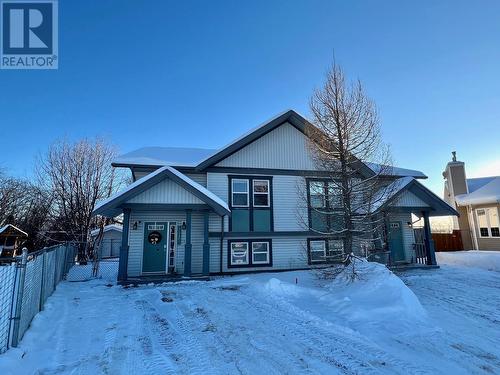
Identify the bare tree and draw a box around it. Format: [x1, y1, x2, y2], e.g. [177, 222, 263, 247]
[304, 61, 395, 271]
[38, 138, 119, 259]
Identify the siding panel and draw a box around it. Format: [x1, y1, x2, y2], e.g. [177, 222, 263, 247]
[127, 178, 204, 204]
[215, 123, 316, 170]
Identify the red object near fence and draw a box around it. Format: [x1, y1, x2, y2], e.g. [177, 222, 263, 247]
[432, 230, 464, 252]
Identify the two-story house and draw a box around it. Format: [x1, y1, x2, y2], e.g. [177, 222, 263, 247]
[93, 110, 457, 283]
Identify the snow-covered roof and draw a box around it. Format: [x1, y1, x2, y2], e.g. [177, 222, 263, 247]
[112, 147, 217, 168]
[90, 224, 123, 237]
[365, 162, 427, 179]
[93, 166, 230, 217]
[456, 176, 500, 206]
[0, 224, 28, 237]
[113, 111, 427, 180]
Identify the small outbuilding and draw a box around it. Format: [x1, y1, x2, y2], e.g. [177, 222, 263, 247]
[0, 224, 28, 258]
[90, 224, 123, 259]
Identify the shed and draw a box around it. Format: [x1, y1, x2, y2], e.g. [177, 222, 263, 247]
[0, 225, 28, 257]
[90, 224, 123, 258]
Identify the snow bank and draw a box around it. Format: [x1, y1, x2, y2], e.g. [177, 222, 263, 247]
[437, 250, 500, 272]
[258, 261, 427, 337]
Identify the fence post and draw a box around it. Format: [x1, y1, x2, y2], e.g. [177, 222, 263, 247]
[11, 248, 28, 348]
[39, 249, 47, 311]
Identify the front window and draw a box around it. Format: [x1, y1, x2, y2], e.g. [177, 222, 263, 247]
[229, 176, 273, 232]
[309, 239, 344, 263]
[310, 240, 326, 262]
[308, 179, 344, 233]
[228, 239, 272, 267]
[230, 242, 249, 265]
[252, 242, 270, 264]
[253, 180, 270, 207]
[232, 179, 249, 207]
[477, 208, 500, 237]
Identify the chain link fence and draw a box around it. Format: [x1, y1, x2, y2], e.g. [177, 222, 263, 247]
[0, 244, 75, 353]
[65, 243, 119, 282]
[0, 242, 119, 354]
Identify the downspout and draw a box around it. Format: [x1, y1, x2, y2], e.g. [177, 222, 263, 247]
[468, 205, 479, 250]
[219, 215, 224, 274]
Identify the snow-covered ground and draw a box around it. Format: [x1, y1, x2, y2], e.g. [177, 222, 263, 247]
[436, 250, 500, 271]
[0, 257, 498, 374]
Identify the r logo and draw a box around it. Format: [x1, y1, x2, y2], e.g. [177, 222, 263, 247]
[1, 1, 58, 69]
[2, 2, 52, 54]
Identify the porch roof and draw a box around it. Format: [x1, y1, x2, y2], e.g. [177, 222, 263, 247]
[373, 177, 459, 216]
[93, 166, 230, 217]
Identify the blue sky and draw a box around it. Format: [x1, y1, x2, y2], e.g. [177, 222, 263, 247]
[1, 0, 500, 194]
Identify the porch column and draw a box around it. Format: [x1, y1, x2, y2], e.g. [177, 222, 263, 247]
[184, 209, 192, 277]
[202, 210, 210, 276]
[118, 208, 131, 282]
[422, 211, 437, 265]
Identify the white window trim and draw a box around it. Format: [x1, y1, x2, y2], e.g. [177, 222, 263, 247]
[253, 179, 270, 208]
[309, 181, 326, 208]
[310, 240, 326, 263]
[231, 179, 249, 208]
[476, 207, 500, 238]
[230, 242, 249, 265]
[251, 241, 270, 264]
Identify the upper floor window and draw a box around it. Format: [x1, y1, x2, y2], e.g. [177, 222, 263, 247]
[229, 176, 273, 232]
[232, 179, 249, 207]
[253, 180, 270, 207]
[307, 179, 343, 233]
[476, 208, 500, 237]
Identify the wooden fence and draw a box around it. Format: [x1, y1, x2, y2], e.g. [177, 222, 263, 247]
[432, 230, 464, 252]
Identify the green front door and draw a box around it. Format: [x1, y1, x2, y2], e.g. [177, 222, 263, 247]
[388, 221, 405, 262]
[143, 222, 168, 273]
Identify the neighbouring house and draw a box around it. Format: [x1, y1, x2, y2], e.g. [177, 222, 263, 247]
[0, 224, 28, 258]
[93, 110, 458, 283]
[443, 152, 500, 250]
[90, 224, 123, 258]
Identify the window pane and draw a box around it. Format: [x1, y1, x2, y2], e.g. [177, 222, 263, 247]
[252, 242, 269, 264]
[328, 182, 342, 208]
[253, 180, 269, 193]
[310, 240, 326, 262]
[231, 242, 248, 265]
[232, 193, 248, 206]
[310, 241, 325, 252]
[232, 179, 248, 193]
[477, 209, 489, 236]
[327, 240, 344, 261]
[232, 209, 250, 232]
[309, 181, 325, 208]
[253, 210, 271, 232]
[488, 208, 499, 237]
[254, 193, 269, 207]
[310, 211, 328, 232]
[253, 252, 268, 263]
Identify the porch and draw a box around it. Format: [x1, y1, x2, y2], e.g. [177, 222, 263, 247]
[373, 177, 459, 267]
[92, 166, 230, 283]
